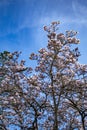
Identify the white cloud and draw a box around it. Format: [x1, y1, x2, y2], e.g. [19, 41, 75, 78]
[1, 0, 87, 37]
[72, 0, 87, 24]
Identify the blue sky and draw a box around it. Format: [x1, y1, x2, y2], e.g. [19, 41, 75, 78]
[0, 0, 87, 65]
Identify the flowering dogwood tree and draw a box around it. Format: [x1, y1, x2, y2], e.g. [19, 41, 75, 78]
[0, 22, 87, 130]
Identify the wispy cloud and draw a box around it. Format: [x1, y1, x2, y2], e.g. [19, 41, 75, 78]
[1, 0, 87, 37]
[17, 1, 87, 33]
[72, 0, 87, 24]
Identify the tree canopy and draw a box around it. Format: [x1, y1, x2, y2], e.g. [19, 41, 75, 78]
[0, 22, 87, 130]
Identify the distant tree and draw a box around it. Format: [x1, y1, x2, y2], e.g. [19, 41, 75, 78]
[0, 51, 28, 129]
[0, 51, 47, 130]
[0, 22, 87, 130]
